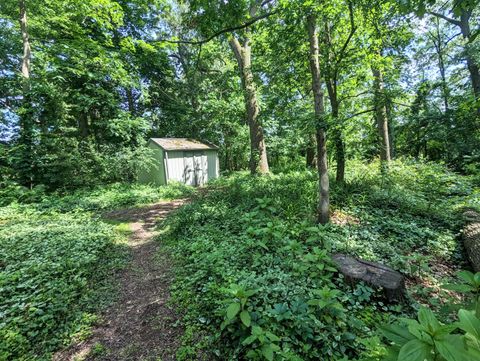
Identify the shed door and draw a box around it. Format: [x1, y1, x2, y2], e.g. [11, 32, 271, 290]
[193, 151, 207, 186]
[183, 151, 195, 185]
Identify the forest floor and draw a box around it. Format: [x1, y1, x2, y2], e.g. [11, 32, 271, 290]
[54, 199, 187, 361]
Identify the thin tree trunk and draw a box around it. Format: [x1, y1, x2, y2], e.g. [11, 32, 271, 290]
[372, 64, 391, 162]
[126, 88, 136, 114]
[18, 0, 34, 188]
[19, 0, 30, 91]
[432, 18, 449, 112]
[325, 78, 345, 183]
[308, 14, 329, 225]
[78, 113, 89, 138]
[306, 134, 316, 168]
[323, 20, 347, 183]
[386, 99, 395, 158]
[229, 36, 269, 174]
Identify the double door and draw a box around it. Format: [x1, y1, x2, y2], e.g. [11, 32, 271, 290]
[183, 151, 207, 186]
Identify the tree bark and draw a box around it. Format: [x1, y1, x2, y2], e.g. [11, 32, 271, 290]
[229, 36, 269, 174]
[325, 76, 345, 183]
[306, 134, 316, 168]
[18, 0, 34, 187]
[19, 0, 31, 91]
[308, 14, 329, 225]
[372, 64, 391, 162]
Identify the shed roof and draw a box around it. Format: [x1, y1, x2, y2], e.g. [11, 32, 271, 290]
[150, 138, 218, 151]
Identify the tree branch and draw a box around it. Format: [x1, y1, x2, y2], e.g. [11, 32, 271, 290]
[334, 1, 356, 74]
[429, 11, 461, 27]
[345, 108, 375, 120]
[338, 90, 369, 104]
[154, 10, 278, 45]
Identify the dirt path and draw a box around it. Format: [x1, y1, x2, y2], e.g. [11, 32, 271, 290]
[54, 199, 187, 361]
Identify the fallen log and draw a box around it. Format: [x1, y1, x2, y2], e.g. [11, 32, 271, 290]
[463, 209, 480, 273]
[332, 253, 405, 302]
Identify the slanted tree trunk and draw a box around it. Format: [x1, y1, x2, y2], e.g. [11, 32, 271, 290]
[229, 36, 269, 174]
[308, 14, 329, 225]
[372, 63, 391, 162]
[18, 0, 34, 187]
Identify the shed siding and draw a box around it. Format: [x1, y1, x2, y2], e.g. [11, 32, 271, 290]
[207, 150, 219, 180]
[139, 140, 219, 186]
[166, 151, 185, 183]
[138, 142, 166, 185]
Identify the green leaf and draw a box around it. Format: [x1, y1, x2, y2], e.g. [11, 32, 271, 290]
[261, 344, 274, 361]
[242, 335, 257, 345]
[458, 309, 480, 338]
[380, 324, 415, 345]
[240, 310, 251, 327]
[435, 334, 480, 361]
[474, 273, 480, 287]
[458, 271, 476, 285]
[398, 339, 432, 361]
[266, 331, 280, 342]
[252, 325, 263, 336]
[443, 284, 476, 293]
[418, 307, 441, 334]
[226, 303, 240, 320]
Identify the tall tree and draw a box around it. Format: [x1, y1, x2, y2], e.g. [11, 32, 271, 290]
[229, 19, 269, 174]
[321, 1, 358, 181]
[182, 0, 271, 174]
[17, 0, 33, 187]
[307, 12, 330, 224]
[372, 58, 392, 162]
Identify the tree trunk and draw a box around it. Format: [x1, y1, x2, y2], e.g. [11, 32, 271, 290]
[229, 36, 269, 174]
[18, 0, 34, 188]
[78, 113, 89, 138]
[126, 88, 136, 114]
[19, 0, 31, 91]
[458, 9, 480, 101]
[432, 8, 479, 109]
[372, 64, 391, 162]
[431, 18, 449, 112]
[325, 78, 345, 183]
[308, 14, 329, 225]
[306, 134, 316, 168]
[386, 99, 395, 158]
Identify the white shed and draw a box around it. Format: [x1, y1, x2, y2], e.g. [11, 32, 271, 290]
[139, 138, 219, 186]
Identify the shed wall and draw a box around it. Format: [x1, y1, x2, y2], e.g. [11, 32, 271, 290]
[138, 142, 166, 185]
[165, 151, 185, 183]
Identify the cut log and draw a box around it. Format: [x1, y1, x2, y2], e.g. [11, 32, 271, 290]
[463, 210, 480, 273]
[332, 253, 405, 302]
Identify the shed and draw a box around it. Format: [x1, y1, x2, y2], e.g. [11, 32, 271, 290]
[139, 138, 219, 186]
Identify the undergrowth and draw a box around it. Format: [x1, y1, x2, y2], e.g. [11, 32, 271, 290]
[0, 182, 193, 360]
[163, 159, 479, 360]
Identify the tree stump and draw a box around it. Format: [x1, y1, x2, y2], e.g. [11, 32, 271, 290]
[463, 210, 480, 273]
[332, 253, 405, 302]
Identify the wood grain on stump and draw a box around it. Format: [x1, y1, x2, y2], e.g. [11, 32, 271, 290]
[332, 253, 405, 302]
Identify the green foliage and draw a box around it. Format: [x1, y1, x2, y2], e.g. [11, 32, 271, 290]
[164, 160, 474, 360]
[381, 307, 480, 361]
[0, 182, 190, 360]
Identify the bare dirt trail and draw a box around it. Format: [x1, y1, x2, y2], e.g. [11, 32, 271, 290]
[54, 199, 187, 361]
